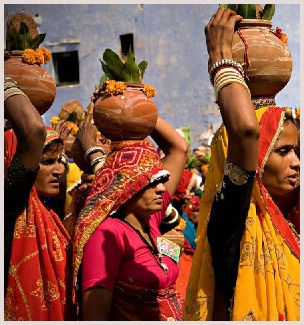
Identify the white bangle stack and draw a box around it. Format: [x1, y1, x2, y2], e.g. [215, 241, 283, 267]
[84, 146, 106, 163]
[162, 206, 179, 224]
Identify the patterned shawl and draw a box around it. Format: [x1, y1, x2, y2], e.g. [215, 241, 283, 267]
[72, 140, 169, 302]
[4, 128, 73, 321]
[183, 106, 300, 321]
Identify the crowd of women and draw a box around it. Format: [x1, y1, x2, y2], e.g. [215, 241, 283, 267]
[4, 6, 300, 321]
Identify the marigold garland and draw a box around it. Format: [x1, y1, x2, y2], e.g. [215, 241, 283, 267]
[101, 80, 157, 98]
[143, 84, 157, 98]
[50, 116, 80, 136]
[22, 47, 52, 65]
[105, 80, 127, 96]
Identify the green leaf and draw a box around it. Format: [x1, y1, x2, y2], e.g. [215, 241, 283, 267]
[101, 60, 122, 80]
[237, 4, 257, 19]
[99, 73, 108, 86]
[66, 111, 77, 122]
[220, 4, 238, 11]
[18, 21, 30, 35]
[29, 33, 46, 50]
[138, 61, 148, 79]
[102, 48, 124, 78]
[261, 4, 276, 20]
[8, 28, 22, 50]
[21, 33, 33, 51]
[123, 47, 140, 82]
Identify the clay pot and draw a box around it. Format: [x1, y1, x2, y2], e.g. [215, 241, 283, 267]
[4, 50, 56, 115]
[232, 19, 292, 97]
[58, 100, 84, 125]
[93, 83, 158, 140]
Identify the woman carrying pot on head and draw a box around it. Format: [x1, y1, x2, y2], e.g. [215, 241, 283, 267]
[4, 78, 73, 321]
[183, 7, 300, 321]
[71, 116, 189, 321]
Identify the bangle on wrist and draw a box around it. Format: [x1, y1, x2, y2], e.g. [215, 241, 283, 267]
[93, 159, 106, 174]
[84, 146, 106, 163]
[90, 155, 106, 167]
[163, 203, 173, 218]
[162, 207, 179, 224]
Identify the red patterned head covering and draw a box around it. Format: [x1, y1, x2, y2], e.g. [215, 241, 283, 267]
[184, 195, 201, 216]
[44, 126, 62, 147]
[72, 139, 169, 300]
[4, 127, 61, 168]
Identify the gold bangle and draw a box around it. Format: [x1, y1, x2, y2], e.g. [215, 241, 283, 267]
[4, 87, 29, 102]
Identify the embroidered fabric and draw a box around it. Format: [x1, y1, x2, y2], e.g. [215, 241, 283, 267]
[4, 156, 39, 287]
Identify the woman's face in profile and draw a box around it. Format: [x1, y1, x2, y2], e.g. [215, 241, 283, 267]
[262, 121, 300, 198]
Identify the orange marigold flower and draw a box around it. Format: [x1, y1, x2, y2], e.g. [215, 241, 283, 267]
[34, 51, 45, 65]
[22, 47, 52, 65]
[66, 121, 79, 135]
[39, 47, 52, 64]
[175, 218, 186, 231]
[22, 49, 36, 64]
[105, 80, 126, 95]
[50, 116, 60, 125]
[143, 84, 157, 98]
[280, 33, 288, 45]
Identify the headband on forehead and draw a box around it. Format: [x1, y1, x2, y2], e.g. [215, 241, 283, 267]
[44, 127, 61, 147]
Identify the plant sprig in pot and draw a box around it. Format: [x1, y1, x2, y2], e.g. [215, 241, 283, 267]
[92, 47, 158, 141]
[96, 48, 156, 99]
[220, 4, 276, 20]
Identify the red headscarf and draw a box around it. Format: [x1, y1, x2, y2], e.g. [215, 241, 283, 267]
[4, 128, 73, 321]
[72, 139, 169, 302]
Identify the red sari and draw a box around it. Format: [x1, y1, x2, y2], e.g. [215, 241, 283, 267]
[4, 129, 73, 321]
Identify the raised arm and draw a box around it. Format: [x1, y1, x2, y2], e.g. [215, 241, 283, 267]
[150, 116, 189, 196]
[205, 7, 260, 171]
[4, 77, 46, 171]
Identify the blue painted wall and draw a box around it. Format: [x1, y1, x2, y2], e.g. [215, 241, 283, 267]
[4, 4, 300, 149]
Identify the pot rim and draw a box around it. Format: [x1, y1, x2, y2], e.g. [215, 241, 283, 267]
[236, 19, 272, 29]
[4, 50, 24, 58]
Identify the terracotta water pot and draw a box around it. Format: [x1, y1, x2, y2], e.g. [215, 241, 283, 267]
[232, 19, 292, 97]
[93, 83, 158, 141]
[4, 50, 56, 115]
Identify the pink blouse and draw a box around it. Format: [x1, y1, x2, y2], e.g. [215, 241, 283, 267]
[82, 190, 184, 320]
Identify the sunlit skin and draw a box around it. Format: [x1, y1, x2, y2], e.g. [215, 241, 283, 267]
[34, 142, 65, 198]
[262, 120, 300, 199]
[123, 177, 169, 221]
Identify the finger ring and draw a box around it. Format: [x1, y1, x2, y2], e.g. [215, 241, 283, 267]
[90, 119, 95, 125]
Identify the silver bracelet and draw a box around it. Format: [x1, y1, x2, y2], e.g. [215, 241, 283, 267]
[90, 155, 107, 167]
[84, 146, 106, 163]
[93, 158, 106, 174]
[162, 207, 179, 224]
[209, 59, 244, 84]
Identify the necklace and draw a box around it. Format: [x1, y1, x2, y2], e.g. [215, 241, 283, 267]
[122, 219, 168, 274]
